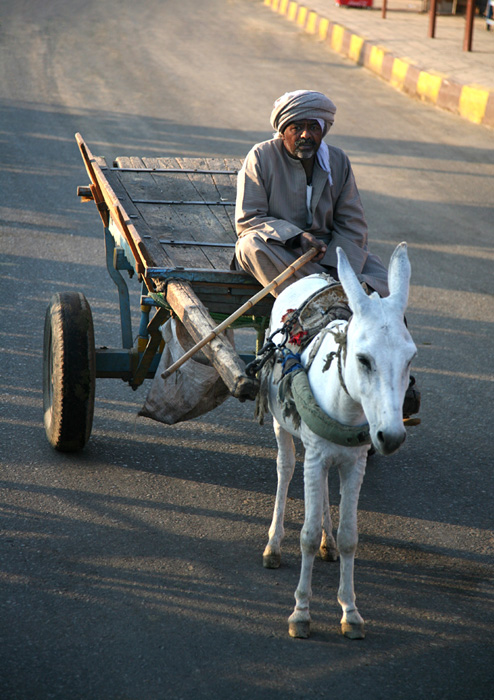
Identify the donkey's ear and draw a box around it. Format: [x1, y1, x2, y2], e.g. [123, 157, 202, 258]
[387, 242, 411, 313]
[337, 247, 370, 315]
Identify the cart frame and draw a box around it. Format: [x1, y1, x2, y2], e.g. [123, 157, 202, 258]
[42, 135, 273, 451]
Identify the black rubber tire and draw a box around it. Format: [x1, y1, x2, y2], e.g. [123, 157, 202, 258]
[43, 292, 96, 452]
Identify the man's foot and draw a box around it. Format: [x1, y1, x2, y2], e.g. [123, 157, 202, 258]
[403, 376, 421, 418]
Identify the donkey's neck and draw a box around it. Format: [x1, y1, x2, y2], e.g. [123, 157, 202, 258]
[303, 323, 366, 428]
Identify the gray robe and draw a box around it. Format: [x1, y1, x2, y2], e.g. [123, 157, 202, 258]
[235, 138, 389, 297]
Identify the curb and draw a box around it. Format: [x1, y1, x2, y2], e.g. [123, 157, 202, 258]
[262, 0, 494, 129]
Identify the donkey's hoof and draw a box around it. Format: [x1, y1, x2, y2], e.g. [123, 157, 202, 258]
[289, 620, 311, 639]
[341, 621, 366, 639]
[263, 552, 281, 569]
[318, 545, 338, 562]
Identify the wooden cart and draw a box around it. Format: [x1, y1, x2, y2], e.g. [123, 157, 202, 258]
[42, 134, 273, 452]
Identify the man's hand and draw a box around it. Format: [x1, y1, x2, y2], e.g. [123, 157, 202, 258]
[299, 232, 327, 262]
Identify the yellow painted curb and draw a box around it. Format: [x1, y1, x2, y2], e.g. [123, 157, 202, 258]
[318, 17, 330, 40]
[306, 10, 318, 34]
[259, 0, 492, 128]
[390, 58, 410, 90]
[368, 46, 386, 75]
[331, 25, 345, 54]
[459, 85, 490, 124]
[417, 71, 443, 103]
[287, 1, 298, 21]
[296, 6, 308, 27]
[349, 34, 364, 62]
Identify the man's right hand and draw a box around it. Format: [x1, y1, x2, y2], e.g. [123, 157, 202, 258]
[299, 232, 327, 261]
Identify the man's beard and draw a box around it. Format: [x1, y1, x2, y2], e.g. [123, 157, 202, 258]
[294, 140, 317, 159]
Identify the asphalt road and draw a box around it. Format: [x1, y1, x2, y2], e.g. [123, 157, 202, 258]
[1, 1, 493, 698]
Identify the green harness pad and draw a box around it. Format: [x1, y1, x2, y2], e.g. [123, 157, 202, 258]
[279, 368, 371, 447]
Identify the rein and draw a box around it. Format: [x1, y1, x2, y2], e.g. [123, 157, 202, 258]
[306, 322, 351, 397]
[245, 305, 303, 378]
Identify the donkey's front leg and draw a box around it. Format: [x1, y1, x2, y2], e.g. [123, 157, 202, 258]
[288, 447, 327, 638]
[337, 452, 367, 639]
[263, 418, 296, 569]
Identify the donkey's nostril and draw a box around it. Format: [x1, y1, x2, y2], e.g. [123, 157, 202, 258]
[375, 429, 407, 455]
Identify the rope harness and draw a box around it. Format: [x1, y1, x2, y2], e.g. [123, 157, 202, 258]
[245, 304, 304, 378]
[246, 279, 351, 376]
[250, 282, 372, 447]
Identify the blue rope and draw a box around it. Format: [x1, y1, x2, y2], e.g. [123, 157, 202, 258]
[280, 349, 303, 376]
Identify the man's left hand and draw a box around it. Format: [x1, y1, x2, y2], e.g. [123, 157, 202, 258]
[299, 232, 327, 261]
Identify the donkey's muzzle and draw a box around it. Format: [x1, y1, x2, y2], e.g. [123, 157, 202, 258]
[374, 428, 407, 455]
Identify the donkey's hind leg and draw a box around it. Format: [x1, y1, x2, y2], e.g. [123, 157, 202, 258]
[319, 475, 338, 562]
[263, 418, 296, 569]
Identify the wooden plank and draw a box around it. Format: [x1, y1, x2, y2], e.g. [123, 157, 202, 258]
[171, 157, 226, 202]
[155, 243, 215, 271]
[154, 156, 235, 243]
[112, 156, 199, 270]
[186, 156, 239, 239]
[109, 150, 270, 321]
[113, 156, 153, 202]
[103, 164, 172, 270]
[152, 158, 235, 235]
[174, 157, 239, 240]
[187, 293, 273, 317]
[205, 157, 242, 232]
[135, 156, 223, 270]
[76, 135, 159, 274]
[145, 267, 258, 285]
[160, 240, 233, 272]
[163, 280, 259, 400]
[114, 157, 216, 271]
[189, 281, 274, 317]
[112, 155, 241, 272]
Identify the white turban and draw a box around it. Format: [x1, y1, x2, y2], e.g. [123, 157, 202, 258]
[270, 89, 337, 136]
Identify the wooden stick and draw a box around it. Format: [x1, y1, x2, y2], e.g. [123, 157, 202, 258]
[161, 247, 319, 379]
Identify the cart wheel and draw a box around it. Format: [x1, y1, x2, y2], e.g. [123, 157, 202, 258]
[43, 292, 96, 452]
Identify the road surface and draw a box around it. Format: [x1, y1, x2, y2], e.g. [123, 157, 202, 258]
[0, 1, 493, 698]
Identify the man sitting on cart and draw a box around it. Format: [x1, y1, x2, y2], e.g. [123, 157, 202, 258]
[234, 89, 389, 298]
[234, 89, 420, 418]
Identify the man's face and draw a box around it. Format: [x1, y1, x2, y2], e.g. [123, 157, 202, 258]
[281, 119, 323, 160]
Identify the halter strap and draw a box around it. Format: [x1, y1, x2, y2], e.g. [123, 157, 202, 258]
[305, 321, 351, 397]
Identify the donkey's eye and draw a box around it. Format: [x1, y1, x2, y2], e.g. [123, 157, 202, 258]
[358, 355, 372, 371]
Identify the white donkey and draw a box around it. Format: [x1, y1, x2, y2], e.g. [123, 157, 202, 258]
[263, 242, 416, 639]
